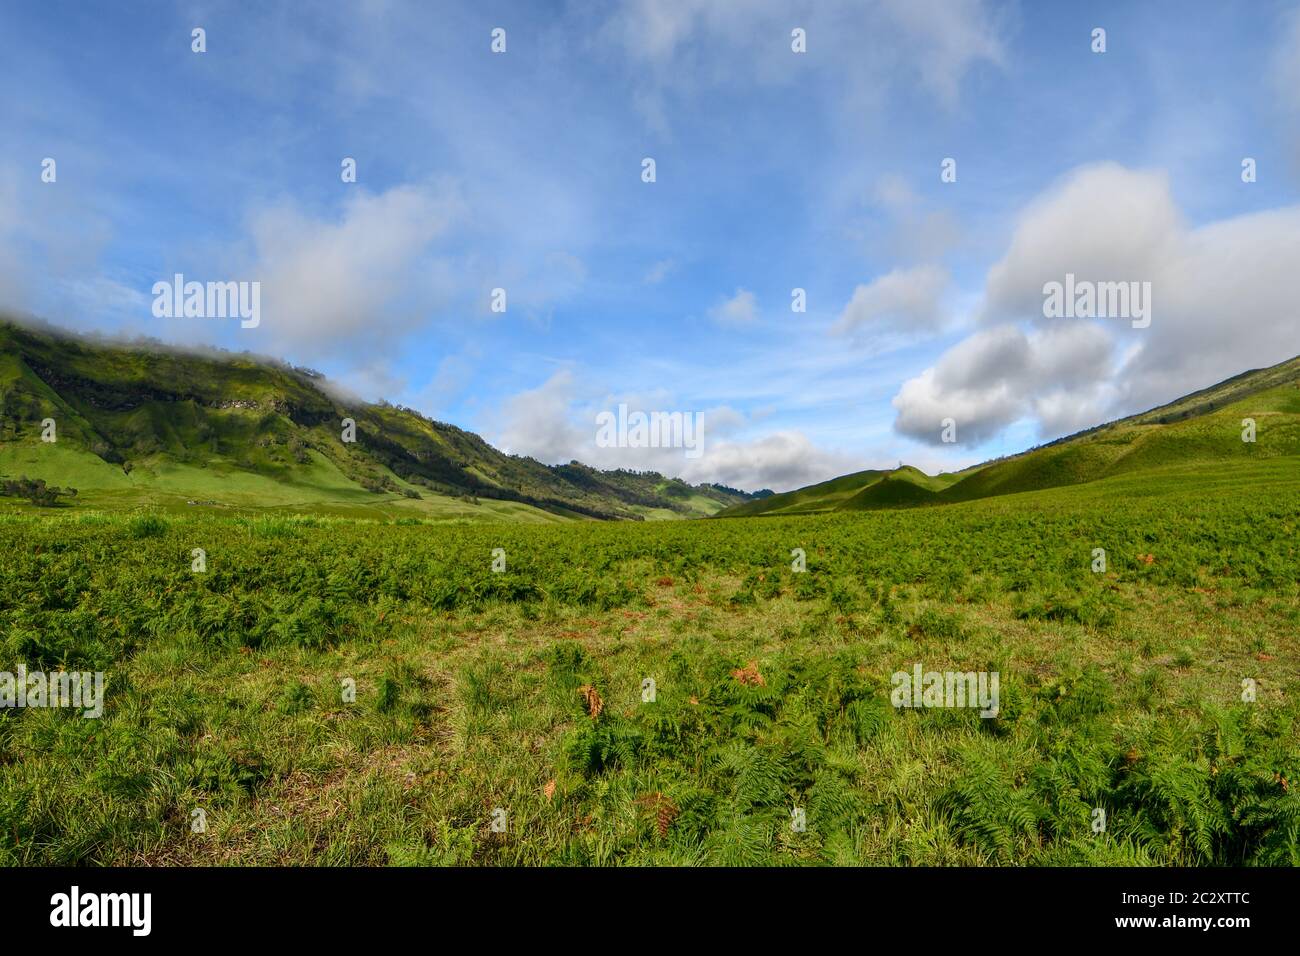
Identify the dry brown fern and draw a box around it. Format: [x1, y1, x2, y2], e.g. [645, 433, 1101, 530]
[636, 792, 679, 838]
[577, 684, 604, 719]
[731, 660, 766, 686]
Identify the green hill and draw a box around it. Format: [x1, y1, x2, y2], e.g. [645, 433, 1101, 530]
[720, 461, 978, 517]
[0, 319, 756, 520]
[838, 470, 946, 510]
[716, 468, 892, 517]
[718, 355, 1300, 517]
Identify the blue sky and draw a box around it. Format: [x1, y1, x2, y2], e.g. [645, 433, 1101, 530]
[2, 0, 1299, 490]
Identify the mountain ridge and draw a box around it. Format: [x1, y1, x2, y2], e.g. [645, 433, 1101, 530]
[0, 318, 756, 520]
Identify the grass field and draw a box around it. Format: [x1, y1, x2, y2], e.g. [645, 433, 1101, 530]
[0, 443, 579, 523]
[1, 457, 1296, 866]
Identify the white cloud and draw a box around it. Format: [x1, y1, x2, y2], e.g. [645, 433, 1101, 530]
[244, 182, 462, 360]
[979, 163, 1183, 326]
[893, 162, 1300, 445]
[677, 430, 865, 492]
[892, 322, 1116, 446]
[494, 369, 587, 463]
[835, 265, 950, 335]
[893, 327, 1027, 446]
[709, 288, 758, 325]
[489, 369, 866, 492]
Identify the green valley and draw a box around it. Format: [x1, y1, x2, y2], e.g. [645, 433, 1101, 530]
[0, 319, 1296, 868]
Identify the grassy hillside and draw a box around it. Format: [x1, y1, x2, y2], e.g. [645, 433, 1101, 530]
[720, 356, 1300, 517]
[934, 376, 1300, 506]
[0, 320, 754, 521]
[839, 470, 946, 510]
[717, 465, 979, 518]
[718, 469, 892, 517]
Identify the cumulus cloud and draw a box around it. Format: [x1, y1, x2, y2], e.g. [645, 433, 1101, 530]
[893, 162, 1300, 444]
[892, 322, 1115, 446]
[677, 430, 865, 492]
[979, 163, 1183, 326]
[244, 182, 462, 360]
[893, 328, 1025, 446]
[709, 288, 758, 325]
[835, 265, 950, 335]
[494, 370, 587, 464]
[489, 370, 864, 492]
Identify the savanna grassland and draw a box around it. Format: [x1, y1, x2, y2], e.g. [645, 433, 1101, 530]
[1, 458, 1296, 867]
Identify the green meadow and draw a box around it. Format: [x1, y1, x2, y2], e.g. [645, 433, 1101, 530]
[0, 458, 1296, 866]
